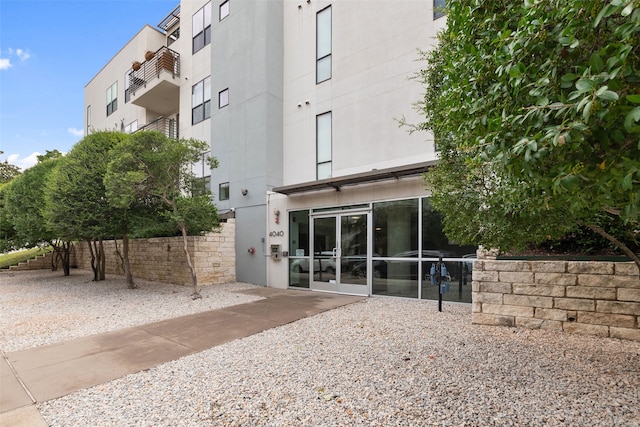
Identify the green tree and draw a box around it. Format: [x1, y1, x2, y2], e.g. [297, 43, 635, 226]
[105, 131, 219, 299]
[417, 0, 640, 268]
[0, 152, 21, 184]
[0, 183, 18, 253]
[37, 149, 63, 163]
[45, 132, 130, 282]
[3, 156, 73, 272]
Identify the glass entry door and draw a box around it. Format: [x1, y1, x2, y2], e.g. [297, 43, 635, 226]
[311, 211, 369, 295]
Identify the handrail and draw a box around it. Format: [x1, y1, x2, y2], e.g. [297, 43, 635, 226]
[130, 46, 180, 94]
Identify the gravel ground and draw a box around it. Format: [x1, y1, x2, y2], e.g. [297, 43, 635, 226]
[2, 270, 640, 426]
[0, 270, 263, 352]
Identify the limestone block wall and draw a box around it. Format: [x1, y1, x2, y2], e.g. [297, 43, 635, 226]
[472, 259, 640, 341]
[72, 220, 236, 286]
[9, 252, 54, 271]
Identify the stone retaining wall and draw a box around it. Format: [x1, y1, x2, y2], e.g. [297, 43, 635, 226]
[9, 252, 54, 271]
[72, 219, 236, 286]
[472, 259, 640, 341]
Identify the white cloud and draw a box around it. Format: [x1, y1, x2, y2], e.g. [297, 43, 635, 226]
[1, 48, 31, 70]
[15, 49, 30, 61]
[5, 152, 41, 171]
[68, 127, 84, 138]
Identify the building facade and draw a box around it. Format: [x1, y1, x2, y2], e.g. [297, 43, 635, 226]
[84, 0, 475, 302]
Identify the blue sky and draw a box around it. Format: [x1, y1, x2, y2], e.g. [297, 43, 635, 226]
[0, 0, 178, 170]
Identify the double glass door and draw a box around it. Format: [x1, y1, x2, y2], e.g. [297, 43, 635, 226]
[310, 211, 369, 295]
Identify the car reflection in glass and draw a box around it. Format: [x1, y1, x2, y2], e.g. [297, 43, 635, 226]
[352, 250, 448, 279]
[290, 252, 336, 274]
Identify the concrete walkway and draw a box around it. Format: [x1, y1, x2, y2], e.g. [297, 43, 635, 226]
[0, 287, 364, 426]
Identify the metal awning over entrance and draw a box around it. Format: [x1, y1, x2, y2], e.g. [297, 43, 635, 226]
[272, 160, 437, 195]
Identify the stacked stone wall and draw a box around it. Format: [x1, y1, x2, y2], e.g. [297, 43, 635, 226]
[72, 220, 235, 286]
[9, 252, 54, 271]
[472, 259, 640, 341]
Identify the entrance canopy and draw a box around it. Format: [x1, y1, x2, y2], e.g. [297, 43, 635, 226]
[273, 160, 437, 195]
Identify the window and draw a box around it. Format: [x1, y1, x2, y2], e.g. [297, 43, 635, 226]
[86, 105, 91, 134]
[434, 0, 446, 19]
[192, 2, 212, 54]
[316, 112, 332, 179]
[106, 81, 118, 116]
[219, 88, 229, 108]
[124, 71, 132, 103]
[316, 6, 332, 84]
[219, 0, 229, 20]
[124, 120, 138, 134]
[192, 76, 211, 124]
[219, 182, 229, 200]
[168, 27, 180, 46]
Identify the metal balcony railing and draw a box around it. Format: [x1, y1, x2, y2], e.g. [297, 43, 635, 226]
[135, 116, 179, 140]
[129, 46, 180, 94]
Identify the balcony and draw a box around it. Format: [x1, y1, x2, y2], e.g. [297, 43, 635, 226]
[134, 116, 179, 140]
[128, 47, 180, 116]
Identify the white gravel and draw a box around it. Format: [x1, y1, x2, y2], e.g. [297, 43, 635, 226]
[2, 270, 640, 426]
[0, 269, 263, 352]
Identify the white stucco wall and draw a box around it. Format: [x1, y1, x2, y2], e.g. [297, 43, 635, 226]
[282, 0, 445, 185]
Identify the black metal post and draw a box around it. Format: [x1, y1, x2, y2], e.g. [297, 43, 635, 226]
[438, 256, 443, 312]
[458, 261, 463, 299]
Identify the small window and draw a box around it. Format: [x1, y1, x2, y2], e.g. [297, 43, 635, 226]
[192, 76, 212, 124]
[219, 182, 230, 200]
[168, 27, 180, 46]
[86, 105, 91, 134]
[434, 0, 446, 19]
[219, 0, 229, 20]
[193, 2, 212, 54]
[219, 88, 229, 108]
[106, 81, 118, 116]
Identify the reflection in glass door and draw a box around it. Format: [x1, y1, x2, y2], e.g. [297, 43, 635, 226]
[339, 214, 368, 289]
[312, 217, 337, 286]
[311, 212, 369, 295]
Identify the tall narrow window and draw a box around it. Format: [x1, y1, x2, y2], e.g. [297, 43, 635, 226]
[219, 182, 230, 200]
[316, 111, 332, 179]
[192, 76, 212, 124]
[192, 2, 212, 54]
[106, 81, 118, 116]
[86, 105, 91, 134]
[434, 0, 446, 19]
[219, 88, 229, 108]
[124, 71, 132, 103]
[316, 6, 332, 83]
[219, 0, 229, 20]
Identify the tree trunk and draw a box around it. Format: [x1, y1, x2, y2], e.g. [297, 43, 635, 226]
[122, 235, 135, 289]
[61, 241, 71, 276]
[99, 239, 106, 280]
[87, 239, 98, 281]
[114, 238, 124, 273]
[180, 223, 201, 299]
[88, 239, 106, 281]
[50, 242, 60, 272]
[584, 222, 640, 275]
